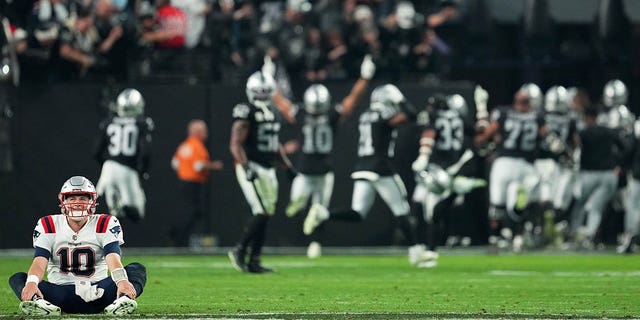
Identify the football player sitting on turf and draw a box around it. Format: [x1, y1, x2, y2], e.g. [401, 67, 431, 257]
[8, 176, 146, 316]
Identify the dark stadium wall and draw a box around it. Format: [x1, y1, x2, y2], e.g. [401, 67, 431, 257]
[0, 81, 484, 249]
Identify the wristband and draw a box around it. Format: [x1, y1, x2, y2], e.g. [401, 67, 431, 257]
[111, 268, 128, 284]
[26, 275, 40, 285]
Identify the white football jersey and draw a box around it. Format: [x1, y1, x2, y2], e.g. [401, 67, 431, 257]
[32, 214, 125, 285]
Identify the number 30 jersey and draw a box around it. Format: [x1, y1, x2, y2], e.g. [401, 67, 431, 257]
[233, 103, 282, 168]
[32, 214, 124, 285]
[95, 116, 154, 172]
[492, 107, 544, 162]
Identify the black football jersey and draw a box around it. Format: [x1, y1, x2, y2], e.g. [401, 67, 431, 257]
[353, 110, 398, 175]
[631, 120, 640, 179]
[425, 109, 475, 168]
[95, 116, 154, 172]
[539, 112, 577, 160]
[579, 125, 625, 171]
[492, 107, 543, 162]
[295, 106, 341, 175]
[232, 103, 282, 168]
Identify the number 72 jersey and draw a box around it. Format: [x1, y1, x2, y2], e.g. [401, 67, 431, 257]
[492, 107, 544, 162]
[32, 214, 124, 285]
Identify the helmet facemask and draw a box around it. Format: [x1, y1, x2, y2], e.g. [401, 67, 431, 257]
[58, 176, 98, 219]
[246, 71, 276, 109]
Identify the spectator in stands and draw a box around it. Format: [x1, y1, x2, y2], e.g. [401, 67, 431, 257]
[303, 27, 327, 82]
[58, 7, 103, 79]
[170, 119, 224, 247]
[379, 1, 424, 80]
[172, 0, 211, 49]
[94, 0, 126, 77]
[140, 0, 186, 49]
[209, 0, 258, 82]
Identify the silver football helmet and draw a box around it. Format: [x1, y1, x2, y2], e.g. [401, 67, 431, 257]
[544, 85, 569, 113]
[447, 94, 468, 117]
[58, 176, 98, 218]
[246, 71, 276, 108]
[370, 84, 404, 114]
[419, 164, 452, 195]
[603, 79, 628, 108]
[116, 88, 145, 117]
[519, 83, 543, 111]
[303, 84, 331, 114]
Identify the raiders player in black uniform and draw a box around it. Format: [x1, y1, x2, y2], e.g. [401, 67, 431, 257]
[535, 86, 578, 245]
[620, 117, 640, 253]
[276, 55, 375, 258]
[228, 70, 296, 273]
[475, 88, 554, 252]
[411, 93, 486, 267]
[94, 88, 153, 222]
[302, 83, 433, 266]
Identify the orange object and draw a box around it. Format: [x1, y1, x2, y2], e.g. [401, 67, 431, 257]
[173, 136, 210, 183]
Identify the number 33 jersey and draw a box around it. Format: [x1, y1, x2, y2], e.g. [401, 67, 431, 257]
[32, 214, 125, 285]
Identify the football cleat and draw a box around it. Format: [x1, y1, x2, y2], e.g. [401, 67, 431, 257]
[285, 196, 307, 217]
[303, 204, 329, 235]
[104, 295, 137, 315]
[617, 234, 637, 254]
[20, 297, 61, 316]
[228, 247, 247, 272]
[307, 241, 322, 259]
[247, 260, 274, 274]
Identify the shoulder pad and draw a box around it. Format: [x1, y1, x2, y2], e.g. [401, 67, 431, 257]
[144, 117, 155, 131]
[39, 215, 56, 234]
[96, 214, 113, 233]
[233, 103, 251, 119]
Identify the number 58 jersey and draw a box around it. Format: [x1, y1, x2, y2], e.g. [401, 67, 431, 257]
[32, 214, 125, 285]
[233, 103, 282, 168]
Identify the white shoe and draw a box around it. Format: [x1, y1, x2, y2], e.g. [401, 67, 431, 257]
[513, 235, 523, 253]
[20, 298, 61, 316]
[408, 244, 425, 265]
[307, 241, 322, 259]
[417, 259, 438, 268]
[104, 295, 137, 315]
[303, 204, 329, 235]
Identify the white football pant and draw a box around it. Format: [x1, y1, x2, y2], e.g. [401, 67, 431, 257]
[235, 162, 278, 215]
[350, 172, 409, 218]
[96, 160, 146, 218]
[289, 172, 334, 207]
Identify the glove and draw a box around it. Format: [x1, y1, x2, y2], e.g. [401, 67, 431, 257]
[360, 54, 375, 80]
[244, 166, 257, 181]
[262, 55, 276, 78]
[412, 154, 430, 173]
[474, 85, 489, 119]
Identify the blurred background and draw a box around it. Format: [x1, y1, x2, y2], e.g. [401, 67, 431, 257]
[0, 0, 637, 249]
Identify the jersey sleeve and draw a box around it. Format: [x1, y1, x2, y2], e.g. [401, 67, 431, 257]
[32, 217, 55, 258]
[490, 108, 502, 122]
[232, 103, 252, 121]
[378, 104, 400, 121]
[96, 215, 125, 250]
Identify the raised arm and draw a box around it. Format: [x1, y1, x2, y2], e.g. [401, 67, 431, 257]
[340, 55, 376, 119]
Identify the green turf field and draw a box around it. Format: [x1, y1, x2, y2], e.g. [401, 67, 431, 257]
[1, 253, 639, 319]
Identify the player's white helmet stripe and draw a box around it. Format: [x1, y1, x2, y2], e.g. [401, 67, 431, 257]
[519, 83, 543, 111]
[246, 71, 276, 108]
[304, 84, 331, 114]
[116, 88, 145, 117]
[58, 176, 98, 217]
[544, 85, 569, 113]
[603, 79, 628, 108]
